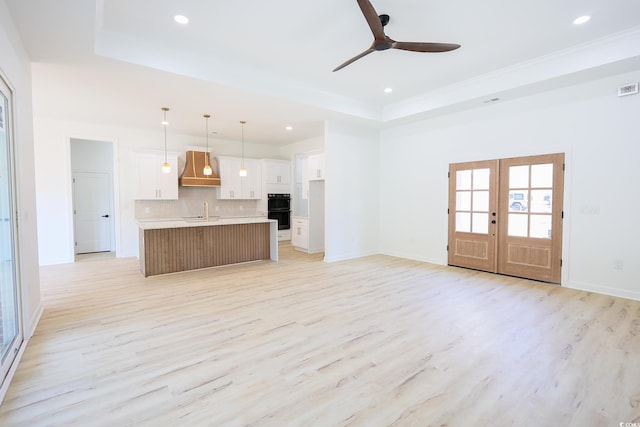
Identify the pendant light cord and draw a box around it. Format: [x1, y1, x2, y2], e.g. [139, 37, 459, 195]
[241, 120, 246, 168]
[205, 114, 210, 167]
[164, 121, 168, 164]
[162, 107, 169, 163]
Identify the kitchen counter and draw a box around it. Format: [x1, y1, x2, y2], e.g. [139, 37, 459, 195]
[137, 216, 273, 230]
[138, 217, 278, 277]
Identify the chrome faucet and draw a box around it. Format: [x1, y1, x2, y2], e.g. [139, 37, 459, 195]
[203, 201, 209, 221]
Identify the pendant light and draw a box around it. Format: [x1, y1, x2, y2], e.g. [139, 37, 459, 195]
[239, 120, 247, 177]
[161, 107, 171, 174]
[203, 114, 212, 176]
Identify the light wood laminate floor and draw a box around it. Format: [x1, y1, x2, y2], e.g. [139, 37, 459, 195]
[1, 244, 639, 426]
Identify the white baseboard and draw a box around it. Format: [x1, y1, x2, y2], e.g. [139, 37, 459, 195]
[323, 249, 378, 263]
[378, 250, 443, 266]
[565, 280, 640, 302]
[26, 303, 44, 337]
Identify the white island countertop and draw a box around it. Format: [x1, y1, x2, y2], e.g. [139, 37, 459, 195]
[138, 217, 276, 230]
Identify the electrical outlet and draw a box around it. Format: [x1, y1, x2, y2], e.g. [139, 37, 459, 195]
[613, 259, 624, 270]
[580, 205, 600, 215]
[215, 205, 219, 211]
[144, 207, 150, 214]
[239, 205, 244, 211]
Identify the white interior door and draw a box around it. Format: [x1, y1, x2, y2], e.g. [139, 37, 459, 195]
[73, 172, 112, 254]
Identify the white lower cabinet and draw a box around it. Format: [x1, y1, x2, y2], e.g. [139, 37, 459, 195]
[291, 210, 324, 254]
[291, 217, 308, 250]
[277, 229, 291, 241]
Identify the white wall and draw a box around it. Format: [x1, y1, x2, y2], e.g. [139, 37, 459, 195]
[380, 69, 640, 300]
[279, 135, 324, 160]
[324, 120, 380, 262]
[0, 0, 43, 394]
[70, 138, 114, 173]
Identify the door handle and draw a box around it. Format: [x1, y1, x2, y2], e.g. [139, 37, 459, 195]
[101, 214, 110, 218]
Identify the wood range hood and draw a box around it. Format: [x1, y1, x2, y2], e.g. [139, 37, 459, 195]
[178, 150, 221, 187]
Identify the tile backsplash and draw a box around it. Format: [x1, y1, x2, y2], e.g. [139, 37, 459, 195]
[135, 187, 262, 220]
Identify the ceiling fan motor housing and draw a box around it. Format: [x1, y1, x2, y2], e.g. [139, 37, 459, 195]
[374, 41, 393, 51]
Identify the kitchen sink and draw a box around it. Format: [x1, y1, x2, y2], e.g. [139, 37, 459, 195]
[182, 216, 219, 222]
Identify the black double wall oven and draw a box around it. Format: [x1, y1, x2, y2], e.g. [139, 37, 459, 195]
[267, 193, 291, 231]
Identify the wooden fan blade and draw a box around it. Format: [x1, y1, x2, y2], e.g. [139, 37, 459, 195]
[333, 48, 375, 72]
[357, 0, 385, 40]
[392, 42, 461, 53]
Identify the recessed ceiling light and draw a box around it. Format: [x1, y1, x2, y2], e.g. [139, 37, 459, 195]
[285, 126, 293, 131]
[573, 15, 590, 25]
[174, 15, 189, 24]
[384, 87, 393, 93]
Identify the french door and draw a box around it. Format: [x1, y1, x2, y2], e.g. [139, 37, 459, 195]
[0, 74, 21, 384]
[448, 153, 564, 283]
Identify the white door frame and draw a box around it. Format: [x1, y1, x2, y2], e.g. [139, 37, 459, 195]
[67, 137, 120, 260]
[0, 70, 22, 391]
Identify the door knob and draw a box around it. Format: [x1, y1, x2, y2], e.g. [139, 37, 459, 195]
[491, 220, 496, 224]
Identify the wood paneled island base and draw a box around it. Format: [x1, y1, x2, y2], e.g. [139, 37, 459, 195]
[139, 219, 276, 277]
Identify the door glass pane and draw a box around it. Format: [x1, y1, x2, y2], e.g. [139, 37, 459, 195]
[456, 212, 471, 232]
[508, 190, 528, 212]
[530, 189, 552, 213]
[508, 214, 528, 237]
[0, 88, 19, 363]
[456, 170, 471, 190]
[456, 191, 471, 211]
[472, 213, 489, 234]
[509, 165, 529, 188]
[473, 168, 490, 190]
[531, 163, 553, 188]
[473, 191, 489, 212]
[530, 214, 552, 239]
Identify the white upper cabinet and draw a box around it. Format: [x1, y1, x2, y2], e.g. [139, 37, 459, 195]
[217, 156, 242, 199]
[263, 159, 291, 185]
[307, 153, 325, 181]
[242, 158, 262, 199]
[217, 156, 262, 200]
[135, 151, 178, 200]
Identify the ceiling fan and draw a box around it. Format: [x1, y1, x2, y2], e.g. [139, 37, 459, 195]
[333, 0, 461, 72]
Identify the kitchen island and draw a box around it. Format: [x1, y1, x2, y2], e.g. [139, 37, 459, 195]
[138, 217, 278, 277]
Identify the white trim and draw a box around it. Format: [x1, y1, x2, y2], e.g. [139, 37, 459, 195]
[25, 303, 43, 338]
[565, 280, 640, 302]
[67, 136, 121, 260]
[378, 250, 443, 266]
